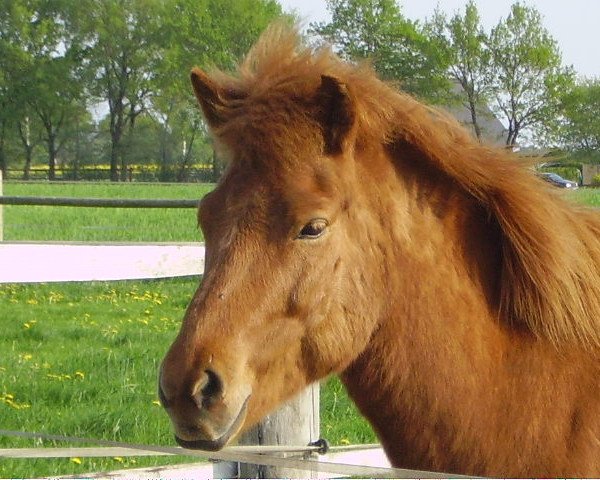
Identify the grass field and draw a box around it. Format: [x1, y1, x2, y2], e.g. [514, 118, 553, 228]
[0, 181, 375, 478]
[569, 187, 600, 207]
[2, 182, 212, 242]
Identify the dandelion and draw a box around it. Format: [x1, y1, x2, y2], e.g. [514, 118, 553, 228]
[113, 456, 124, 463]
[102, 327, 119, 338]
[70, 457, 82, 465]
[74, 371, 85, 380]
[152, 400, 161, 406]
[1, 393, 31, 410]
[47, 291, 64, 303]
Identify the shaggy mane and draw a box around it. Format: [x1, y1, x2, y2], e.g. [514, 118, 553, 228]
[205, 24, 600, 350]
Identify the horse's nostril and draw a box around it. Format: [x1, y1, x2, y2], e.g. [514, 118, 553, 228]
[193, 369, 223, 409]
[202, 369, 223, 398]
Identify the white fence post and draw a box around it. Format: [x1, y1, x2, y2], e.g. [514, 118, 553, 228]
[214, 384, 320, 478]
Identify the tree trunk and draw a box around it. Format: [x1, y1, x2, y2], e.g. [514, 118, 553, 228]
[212, 148, 221, 182]
[109, 138, 119, 181]
[177, 132, 196, 182]
[23, 149, 33, 180]
[109, 98, 125, 182]
[72, 115, 81, 181]
[119, 151, 128, 182]
[47, 133, 57, 181]
[468, 100, 482, 141]
[18, 118, 34, 180]
[0, 121, 7, 179]
[506, 123, 520, 147]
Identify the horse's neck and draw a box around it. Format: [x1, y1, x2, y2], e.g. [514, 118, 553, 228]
[340, 162, 600, 475]
[342, 163, 510, 471]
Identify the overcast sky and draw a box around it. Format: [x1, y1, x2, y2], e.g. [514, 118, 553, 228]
[279, 0, 599, 79]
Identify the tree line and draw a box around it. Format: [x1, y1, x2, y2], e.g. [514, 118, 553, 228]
[1, 0, 598, 182]
[312, 0, 597, 155]
[0, 0, 283, 181]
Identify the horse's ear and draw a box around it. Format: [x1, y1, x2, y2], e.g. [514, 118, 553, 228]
[317, 75, 356, 155]
[190, 67, 227, 128]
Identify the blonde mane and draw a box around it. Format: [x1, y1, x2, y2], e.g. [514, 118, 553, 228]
[206, 24, 600, 351]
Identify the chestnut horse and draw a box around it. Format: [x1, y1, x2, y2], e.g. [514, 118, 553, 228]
[159, 25, 600, 477]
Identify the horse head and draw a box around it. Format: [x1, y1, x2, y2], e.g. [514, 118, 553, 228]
[158, 60, 386, 450]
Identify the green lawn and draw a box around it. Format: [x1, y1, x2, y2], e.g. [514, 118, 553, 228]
[569, 187, 600, 207]
[0, 279, 200, 477]
[2, 182, 212, 242]
[0, 181, 375, 478]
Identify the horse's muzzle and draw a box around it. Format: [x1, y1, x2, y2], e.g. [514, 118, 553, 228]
[158, 366, 250, 451]
[174, 396, 250, 451]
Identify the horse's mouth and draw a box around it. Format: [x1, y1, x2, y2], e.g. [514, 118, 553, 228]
[175, 396, 250, 451]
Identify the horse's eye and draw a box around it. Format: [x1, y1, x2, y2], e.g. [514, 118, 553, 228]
[297, 218, 328, 239]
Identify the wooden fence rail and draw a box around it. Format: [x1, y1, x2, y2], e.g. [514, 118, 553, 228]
[0, 196, 199, 208]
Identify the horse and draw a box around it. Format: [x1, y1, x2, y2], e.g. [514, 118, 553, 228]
[158, 24, 600, 477]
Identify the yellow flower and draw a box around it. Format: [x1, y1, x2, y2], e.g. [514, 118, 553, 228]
[70, 457, 82, 465]
[74, 371, 85, 380]
[0, 393, 31, 409]
[113, 456, 124, 463]
[340, 438, 351, 445]
[152, 400, 161, 406]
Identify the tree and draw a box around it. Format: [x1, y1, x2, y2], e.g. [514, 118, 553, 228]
[487, 2, 573, 146]
[0, 52, 16, 177]
[83, 0, 161, 181]
[310, 0, 448, 100]
[0, 0, 32, 176]
[16, 115, 42, 180]
[558, 79, 600, 162]
[428, 1, 491, 140]
[0, 0, 87, 180]
[26, 53, 86, 180]
[151, 0, 283, 181]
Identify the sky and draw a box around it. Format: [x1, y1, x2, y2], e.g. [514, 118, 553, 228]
[278, 0, 599, 79]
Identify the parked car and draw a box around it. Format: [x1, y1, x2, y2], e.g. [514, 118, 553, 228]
[538, 172, 578, 189]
